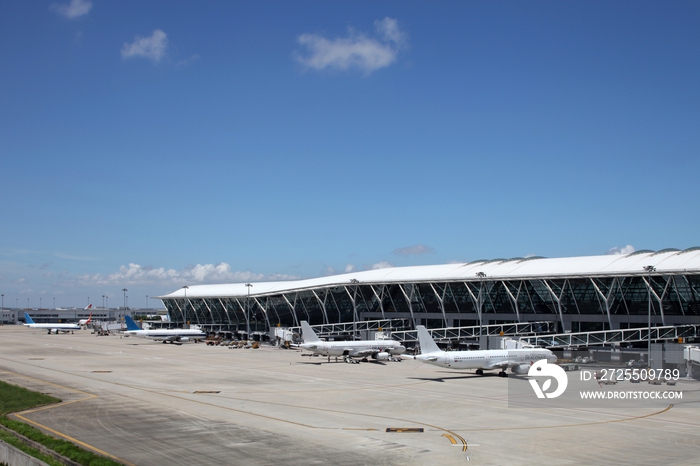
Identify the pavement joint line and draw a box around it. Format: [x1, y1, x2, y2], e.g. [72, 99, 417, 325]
[451, 404, 675, 433]
[1, 368, 134, 466]
[8, 360, 674, 453]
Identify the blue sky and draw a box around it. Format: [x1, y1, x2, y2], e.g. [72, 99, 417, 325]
[1, 0, 698, 309]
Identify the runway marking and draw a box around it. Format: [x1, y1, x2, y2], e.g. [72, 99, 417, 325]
[441, 432, 467, 451]
[456, 404, 675, 433]
[0, 350, 684, 462]
[0, 369, 135, 466]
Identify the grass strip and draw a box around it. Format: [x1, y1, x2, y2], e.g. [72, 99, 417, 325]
[0, 380, 123, 465]
[0, 427, 64, 466]
[0, 380, 60, 414]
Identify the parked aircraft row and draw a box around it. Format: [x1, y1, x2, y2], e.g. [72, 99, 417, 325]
[123, 315, 206, 344]
[296, 321, 556, 377]
[21, 312, 557, 377]
[298, 321, 406, 363]
[21, 311, 206, 343]
[23, 305, 92, 334]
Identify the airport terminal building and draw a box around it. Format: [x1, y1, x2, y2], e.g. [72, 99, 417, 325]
[156, 249, 700, 335]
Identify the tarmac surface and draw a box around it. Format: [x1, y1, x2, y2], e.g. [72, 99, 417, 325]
[1, 325, 700, 465]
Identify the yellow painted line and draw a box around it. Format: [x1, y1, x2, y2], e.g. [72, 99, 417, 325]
[442, 433, 457, 445]
[386, 427, 424, 433]
[441, 432, 467, 450]
[458, 404, 675, 432]
[0, 369, 134, 466]
[13, 413, 135, 466]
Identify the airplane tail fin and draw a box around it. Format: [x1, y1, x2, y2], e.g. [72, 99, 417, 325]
[416, 325, 442, 354]
[124, 315, 141, 331]
[86, 313, 92, 324]
[84, 304, 93, 310]
[300, 321, 321, 343]
[24, 313, 36, 324]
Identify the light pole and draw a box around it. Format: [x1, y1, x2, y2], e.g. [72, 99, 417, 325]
[1, 294, 4, 325]
[182, 286, 189, 324]
[102, 295, 105, 309]
[643, 265, 656, 368]
[122, 289, 128, 310]
[476, 272, 486, 349]
[245, 283, 253, 339]
[53, 297, 55, 309]
[146, 295, 149, 309]
[350, 279, 360, 339]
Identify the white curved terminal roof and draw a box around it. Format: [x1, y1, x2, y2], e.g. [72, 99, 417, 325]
[157, 248, 700, 300]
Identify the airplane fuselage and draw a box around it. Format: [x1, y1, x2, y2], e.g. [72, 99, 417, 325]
[300, 340, 406, 357]
[124, 329, 206, 342]
[24, 324, 81, 333]
[416, 348, 556, 370]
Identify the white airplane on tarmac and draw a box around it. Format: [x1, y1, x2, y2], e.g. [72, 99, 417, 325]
[299, 321, 406, 363]
[78, 305, 93, 326]
[23, 313, 81, 334]
[123, 315, 206, 344]
[410, 325, 557, 377]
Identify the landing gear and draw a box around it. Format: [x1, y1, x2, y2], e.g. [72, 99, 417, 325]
[475, 369, 484, 375]
[498, 371, 509, 377]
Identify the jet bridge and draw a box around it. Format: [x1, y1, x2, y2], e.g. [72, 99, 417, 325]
[519, 325, 700, 349]
[287, 318, 412, 340]
[289, 319, 556, 343]
[390, 321, 556, 344]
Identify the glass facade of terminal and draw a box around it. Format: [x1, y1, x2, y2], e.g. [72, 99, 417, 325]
[161, 272, 700, 332]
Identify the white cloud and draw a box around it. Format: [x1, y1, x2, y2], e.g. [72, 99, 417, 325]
[294, 17, 407, 74]
[392, 244, 435, 256]
[607, 245, 636, 255]
[344, 264, 356, 273]
[52, 0, 92, 19]
[371, 261, 393, 270]
[121, 30, 168, 62]
[78, 262, 299, 287]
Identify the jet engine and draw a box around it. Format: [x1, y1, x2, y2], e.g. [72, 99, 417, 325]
[388, 345, 407, 355]
[179, 337, 190, 343]
[372, 352, 391, 361]
[511, 364, 531, 375]
[49, 329, 59, 334]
